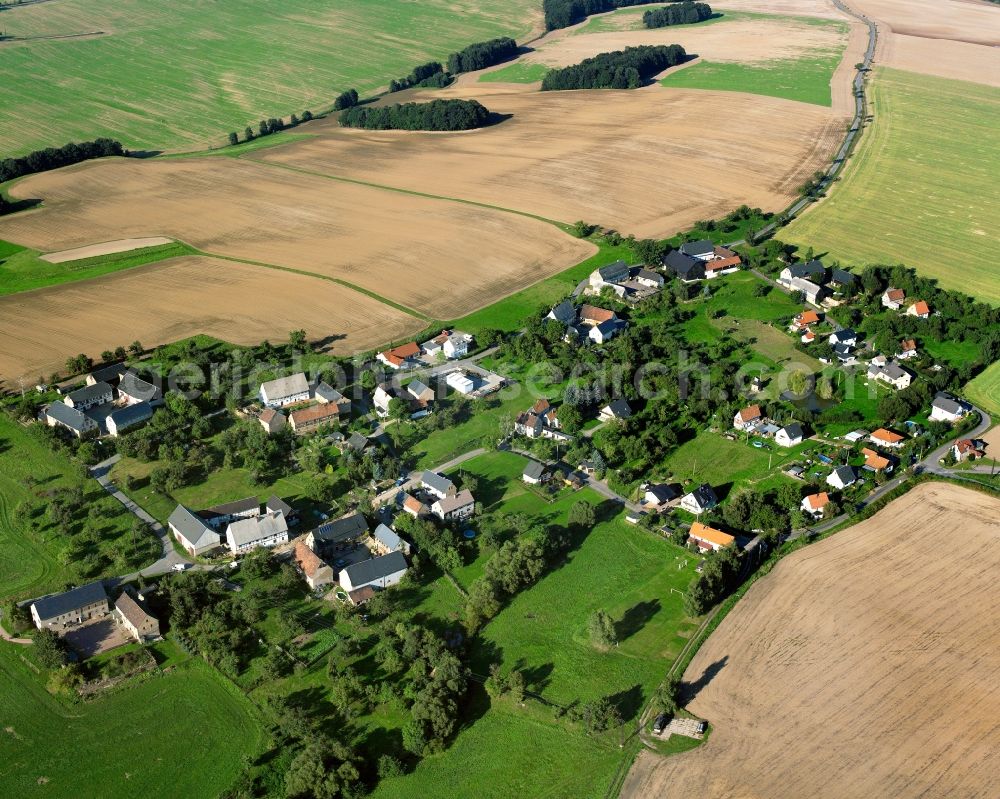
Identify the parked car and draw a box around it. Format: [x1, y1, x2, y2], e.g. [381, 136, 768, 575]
[172, 563, 190, 572]
[653, 713, 668, 734]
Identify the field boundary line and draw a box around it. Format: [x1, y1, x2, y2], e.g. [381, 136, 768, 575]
[239, 156, 573, 231]
[192, 248, 431, 321]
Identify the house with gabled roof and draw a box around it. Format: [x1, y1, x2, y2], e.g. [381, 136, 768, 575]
[226, 511, 288, 554]
[801, 492, 829, 519]
[867, 361, 912, 390]
[114, 590, 160, 641]
[118, 370, 162, 406]
[432, 489, 476, 522]
[107, 402, 153, 437]
[293, 539, 334, 591]
[644, 483, 680, 507]
[87, 362, 129, 387]
[930, 394, 969, 423]
[45, 401, 98, 439]
[402, 493, 429, 518]
[377, 341, 421, 370]
[779, 259, 826, 286]
[679, 240, 715, 261]
[785, 277, 825, 306]
[688, 522, 734, 552]
[289, 402, 341, 434]
[422, 329, 473, 359]
[801, 328, 816, 344]
[826, 465, 857, 490]
[546, 300, 577, 326]
[313, 382, 351, 416]
[775, 423, 804, 447]
[421, 471, 456, 500]
[663, 250, 705, 281]
[869, 428, 905, 449]
[881, 287, 906, 310]
[734, 405, 762, 430]
[680, 484, 718, 515]
[168, 504, 221, 556]
[589, 260, 630, 292]
[522, 460, 550, 485]
[953, 438, 985, 462]
[65, 381, 113, 411]
[340, 551, 408, 592]
[200, 496, 261, 529]
[307, 511, 368, 553]
[599, 398, 632, 422]
[829, 268, 855, 289]
[258, 407, 287, 434]
[791, 309, 821, 330]
[861, 447, 892, 472]
[906, 300, 930, 318]
[371, 523, 410, 556]
[31, 582, 109, 631]
[259, 373, 310, 408]
[897, 339, 918, 360]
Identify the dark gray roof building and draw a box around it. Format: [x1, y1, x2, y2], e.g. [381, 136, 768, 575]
[46, 401, 95, 434]
[66, 381, 113, 407]
[118, 370, 162, 403]
[312, 511, 368, 545]
[342, 551, 408, 588]
[107, 402, 153, 434]
[32, 581, 107, 623]
[89, 362, 129, 385]
[679, 239, 714, 258]
[421, 470, 455, 496]
[663, 250, 705, 281]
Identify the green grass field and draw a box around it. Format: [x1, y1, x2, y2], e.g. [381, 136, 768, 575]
[661, 50, 846, 106]
[0, 644, 264, 798]
[0, 241, 195, 296]
[966, 360, 1000, 417]
[0, 0, 540, 155]
[785, 68, 1000, 304]
[660, 429, 808, 491]
[477, 62, 550, 83]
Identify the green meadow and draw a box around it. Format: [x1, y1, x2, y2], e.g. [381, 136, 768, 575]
[0, 0, 541, 155]
[785, 68, 1000, 304]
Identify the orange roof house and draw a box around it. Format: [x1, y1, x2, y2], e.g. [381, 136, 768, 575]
[861, 447, 891, 471]
[378, 341, 420, 368]
[578, 304, 616, 325]
[734, 405, 762, 428]
[688, 522, 735, 552]
[802, 492, 830, 513]
[870, 428, 905, 447]
[907, 300, 930, 318]
[793, 309, 820, 329]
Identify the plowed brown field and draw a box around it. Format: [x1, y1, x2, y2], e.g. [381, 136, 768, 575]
[622, 482, 1000, 799]
[0, 256, 422, 379]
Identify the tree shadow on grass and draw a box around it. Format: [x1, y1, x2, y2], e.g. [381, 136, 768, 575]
[615, 598, 661, 642]
[608, 683, 645, 722]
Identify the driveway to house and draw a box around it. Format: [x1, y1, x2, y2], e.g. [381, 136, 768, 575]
[0, 613, 32, 645]
[370, 447, 488, 510]
[90, 455, 193, 578]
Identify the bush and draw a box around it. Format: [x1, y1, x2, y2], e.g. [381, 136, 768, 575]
[333, 89, 359, 111]
[644, 2, 713, 28]
[448, 37, 518, 73]
[541, 45, 687, 91]
[340, 99, 492, 131]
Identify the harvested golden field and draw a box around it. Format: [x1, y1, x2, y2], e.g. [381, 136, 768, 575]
[0, 256, 422, 380]
[884, 34, 1000, 88]
[708, 0, 843, 18]
[259, 83, 844, 239]
[0, 157, 593, 319]
[852, 0, 1000, 46]
[622, 483, 1000, 799]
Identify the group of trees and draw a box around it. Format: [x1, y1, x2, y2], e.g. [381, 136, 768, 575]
[228, 111, 313, 147]
[684, 543, 741, 615]
[543, 0, 657, 31]
[447, 37, 518, 73]
[541, 45, 688, 90]
[333, 89, 359, 111]
[644, 2, 713, 28]
[0, 138, 125, 182]
[339, 99, 492, 131]
[388, 61, 452, 93]
[465, 535, 547, 630]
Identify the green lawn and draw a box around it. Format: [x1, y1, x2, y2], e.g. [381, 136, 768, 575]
[966, 360, 1000, 417]
[0, 415, 153, 600]
[0, 0, 540, 155]
[661, 48, 847, 106]
[0, 242, 195, 296]
[785, 68, 1000, 304]
[477, 62, 550, 84]
[0, 644, 264, 798]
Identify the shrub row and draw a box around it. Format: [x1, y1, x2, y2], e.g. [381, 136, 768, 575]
[0, 138, 125, 183]
[339, 99, 492, 131]
[542, 0, 657, 31]
[644, 2, 713, 28]
[447, 37, 518, 73]
[541, 44, 687, 90]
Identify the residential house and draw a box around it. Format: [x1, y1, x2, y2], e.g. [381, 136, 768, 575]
[266, 495, 296, 524]
[31, 582, 109, 631]
[869, 428, 905, 449]
[293, 539, 334, 591]
[258, 407, 287, 434]
[833, 342, 855, 363]
[578, 305, 617, 327]
[826, 465, 857, 490]
[402, 493, 429, 518]
[522, 460, 550, 485]
[861, 447, 892, 472]
[791, 309, 821, 330]
[225, 511, 288, 554]
[589, 260, 630, 293]
[515, 398, 569, 441]
[801, 492, 830, 519]
[801, 328, 816, 344]
[546, 300, 578, 326]
[421, 471, 456, 500]
[201, 497, 261, 529]
[930, 394, 969, 423]
[663, 250, 705, 281]
[867, 361, 912, 390]
[775, 423, 804, 447]
[65, 381, 113, 411]
[45, 401, 98, 438]
[340, 432, 369, 454]
[733, 405, 762, 431]
[906, 300, 930, 319]
[897, 339, 918, 360]
[259, 373, 310, 408]
[339, 551, 408, 592]
[599, 399, 632, 422]
[313, 382, 351, 416]
[371, 523, 410, 556]
[446, 371, 476, 395]
[634, 268, 664, 288]
[87, 362, 129, 387]
[829, 268, 855, 289]
[680, 484, 718, 515]
[118, 370, 162, 406]
[114, 591, 160, 642]
[829, 329, 858, 348]
[422, 330, 473, 359]
[432, 489, 476, 522]
[779, 259, 827, 285]
[289, 403, 341, 434]
[589, 318, 627, 344]
[644, 483, 680, 507]
[106, 402, 153, 437]
[347, 586, 376, 606]
[407, 380, 435, 404]
[953, 438, 986, 462]
[307, 511, 369, 553]
[785, 277, 825, 305]
[377, 341, 421, 370]
[168, 505, 221, 556]
[881, 288, 906, 310]
[679, 240, 716, 261]
[704, 246, 742, 278]
[688, 521, 735, 552]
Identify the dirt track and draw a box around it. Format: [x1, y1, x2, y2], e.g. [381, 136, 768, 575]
[622, 482, 1000, 799]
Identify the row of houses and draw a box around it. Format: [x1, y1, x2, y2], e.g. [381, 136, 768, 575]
[733, 405, 804, 446]
[30, 582, 160, 642]
[45, 365, 162, 439]
[377, 330, 473, 370]
[168, 495, 295, 557]
[257, 374, 352, 435]
[546, 301, 628, 344]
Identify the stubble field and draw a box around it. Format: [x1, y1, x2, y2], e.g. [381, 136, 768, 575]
[0, 255, 423, 380]
[622, 482, 1000, 799]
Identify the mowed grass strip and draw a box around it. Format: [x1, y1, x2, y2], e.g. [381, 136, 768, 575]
[0, 0, 542, 155]
[785, 68, 1000, 304]
[965, 360, 1000, 417]
[0, 241, 195, 295]
[0, 645, 264, 799]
